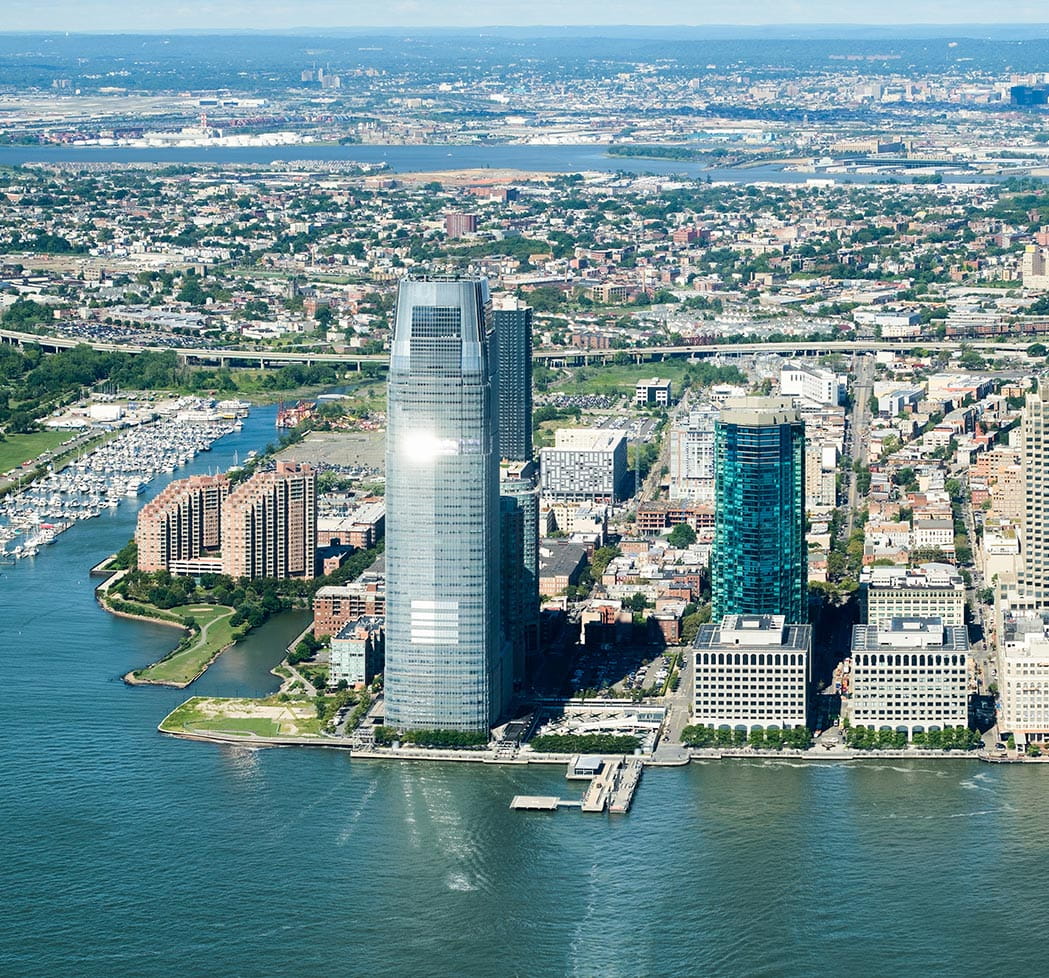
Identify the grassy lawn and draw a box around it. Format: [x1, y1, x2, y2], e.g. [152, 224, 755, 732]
[192, 716, 282, 737]
[159, 696, 326, 738]
[0, 429, 73, 474]
[132, 604, 237, 686]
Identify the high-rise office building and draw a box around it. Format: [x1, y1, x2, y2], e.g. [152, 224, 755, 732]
[493, 295, 533, 463]
[693, 614, 812, 733]
[711, 397, 806, 622]
[849, 618, 969, 737]
[500, 460, 539, 688]
[221, 461, 317, 580]
[384, 277, 507, 732]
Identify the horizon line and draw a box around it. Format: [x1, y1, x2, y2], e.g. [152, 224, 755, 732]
[3, 23, 1049, 35]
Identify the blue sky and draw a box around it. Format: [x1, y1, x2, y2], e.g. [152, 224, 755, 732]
[4, 1, 1048, 32]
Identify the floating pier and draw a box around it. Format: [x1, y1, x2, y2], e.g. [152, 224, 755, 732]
[511, 756, 644, 814]
[510, 795, 583, 811]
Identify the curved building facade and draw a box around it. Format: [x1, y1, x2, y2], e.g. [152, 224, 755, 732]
[711, 397, 807, 623]
[384, 277, 507, 731]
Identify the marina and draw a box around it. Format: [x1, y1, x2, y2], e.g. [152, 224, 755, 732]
[0, 404, 243, 561]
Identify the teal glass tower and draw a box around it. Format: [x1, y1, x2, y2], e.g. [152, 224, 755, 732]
[712, 398, 806, 623]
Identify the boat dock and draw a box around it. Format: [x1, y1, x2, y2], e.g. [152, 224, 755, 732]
[511, 756, 644, 815]
[580, 758, 643, 813]
[509, 796, 583, 811]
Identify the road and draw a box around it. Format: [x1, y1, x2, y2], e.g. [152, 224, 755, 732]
[653, 648, 693, 759]
[845, 352, 876, 537]
[1, 326, 1037, 369]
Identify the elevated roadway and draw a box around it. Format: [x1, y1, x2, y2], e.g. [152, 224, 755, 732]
[0, 327, 1036, 370]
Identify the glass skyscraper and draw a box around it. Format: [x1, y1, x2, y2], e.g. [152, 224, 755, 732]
[493, 296, 533, 463]
[384, 277, 508, 731]
[711, 397, 807, 623]
[500, 460, 539, 689]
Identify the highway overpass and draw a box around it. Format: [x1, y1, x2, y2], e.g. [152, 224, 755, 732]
[0, 327, 1037, 371]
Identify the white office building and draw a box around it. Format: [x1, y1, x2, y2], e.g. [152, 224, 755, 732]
[779, 364, 845, 406]
[848, 618, 969, 736]
[998, 610, 1049, 744]
[693, 614, 812, 732]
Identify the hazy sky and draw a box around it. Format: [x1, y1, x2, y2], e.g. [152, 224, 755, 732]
[4, 1, 1049, 32]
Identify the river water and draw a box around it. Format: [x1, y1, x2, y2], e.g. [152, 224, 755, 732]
[0, 143, 1016, 185]
[3, 406, 1049, 977]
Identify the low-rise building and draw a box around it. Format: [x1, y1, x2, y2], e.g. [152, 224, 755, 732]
[860, 562, 966, 626]
[329, 616, 384, 688]
[779, 364, 844, 406]
[911, 518, 955, 555]
[692, 614, 812, 733]
[316, 500, 385, 548]
[848, 618, 969, 736]
[312, 572, 385, 638]
[635, 377, 672, 406]
[538, 539, 588, 596]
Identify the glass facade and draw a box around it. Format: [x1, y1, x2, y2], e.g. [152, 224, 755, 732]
[384, 278, 507, 731]
[711, 400, 807, 623]
[493, 299, 533, 463]
[499, 461, 539, 688]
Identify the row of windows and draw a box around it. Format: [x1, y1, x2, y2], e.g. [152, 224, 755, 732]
[695, 678, 804, 687]
[853, 653, 966, 667]
[853, 709, 964, 717]
[698, 653, 806, 666]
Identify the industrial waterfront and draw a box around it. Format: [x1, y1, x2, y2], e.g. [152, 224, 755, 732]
[0, 404, 1048, 978]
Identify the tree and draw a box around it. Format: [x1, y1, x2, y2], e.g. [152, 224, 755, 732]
[628, 592, 650, 614]
[589, 545, 621, 578]
[667, 523, 697, 548]
[680, 604, 711, 644]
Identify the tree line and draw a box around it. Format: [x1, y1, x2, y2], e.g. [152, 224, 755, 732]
[681, 725, 813, 750]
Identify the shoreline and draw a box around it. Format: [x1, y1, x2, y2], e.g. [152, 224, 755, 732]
[96, 580, 241, 689]
[156, 724, 1031, 766]
[123, 639, 235, 689]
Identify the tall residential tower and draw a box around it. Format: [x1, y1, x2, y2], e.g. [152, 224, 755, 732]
[384, 277, 508, 732]
[495, 295, 538, 689]
[221, 461, 316, 580]
[493, 295, 533, 463]
[711, 397, 806, 623]
[1020, 386, 1049, 601]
